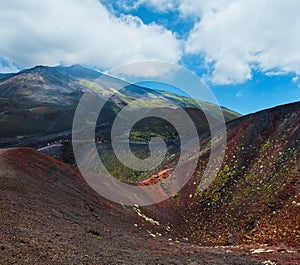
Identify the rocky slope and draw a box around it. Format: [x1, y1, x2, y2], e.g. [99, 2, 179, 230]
[140, 102, 300, 252]
[0, 147, 279, 265]
[0, 103, 299, 264]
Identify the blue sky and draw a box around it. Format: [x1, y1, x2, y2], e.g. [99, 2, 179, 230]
[1, 0, 300, 114]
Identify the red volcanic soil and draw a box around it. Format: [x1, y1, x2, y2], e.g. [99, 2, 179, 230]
[140, 168, 173, 186]
[137, 102, 300, 264]
[0, 147, 291, 264]
[1, 103, 300, 264]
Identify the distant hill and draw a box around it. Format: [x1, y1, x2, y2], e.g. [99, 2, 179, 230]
[0, 65, 240, 139]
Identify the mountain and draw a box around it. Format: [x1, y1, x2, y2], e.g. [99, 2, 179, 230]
[1, 64, 299, 263]
[0, 64, 241, 182]
[0, 65, 240, 138]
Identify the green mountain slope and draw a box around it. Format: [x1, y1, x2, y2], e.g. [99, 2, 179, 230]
[0, 65, 240, 139]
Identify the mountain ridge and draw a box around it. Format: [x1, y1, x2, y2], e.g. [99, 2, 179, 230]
[0, 64, 241, 138]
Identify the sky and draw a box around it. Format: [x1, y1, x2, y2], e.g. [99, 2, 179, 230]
[1, 0, 300, 114]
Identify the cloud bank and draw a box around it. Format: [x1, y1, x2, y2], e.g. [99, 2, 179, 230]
[1, 0, 300, 84]
[0, 0, 181, 72]
[184, 0, 300, 84]
[118, 0, 300, 84]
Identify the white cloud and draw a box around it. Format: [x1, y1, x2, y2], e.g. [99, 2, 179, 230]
[184, 0, 300, 84]
[0, 57, 19, 73]
[265, 70, 287, 77]
[118, 0, 231, 15]
[2, 0, 300, 85]
[142, 0, 177, 11]
[0, 0, 181, 72]
[116, 0, 177, 12]
[236, 90, 243, 98]
[292, 76, 299, 83]
[179, 0, 234, 18]
[110, 61, 179, 79]
[110, 0, 300, 85]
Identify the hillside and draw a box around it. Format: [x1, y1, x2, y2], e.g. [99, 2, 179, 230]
[140, 101, 300, 251]
[0, 148, 273, 264]
[1, 66, 299, 264]
[0, 65, 240, 138]
[0, 105, 299, 264]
